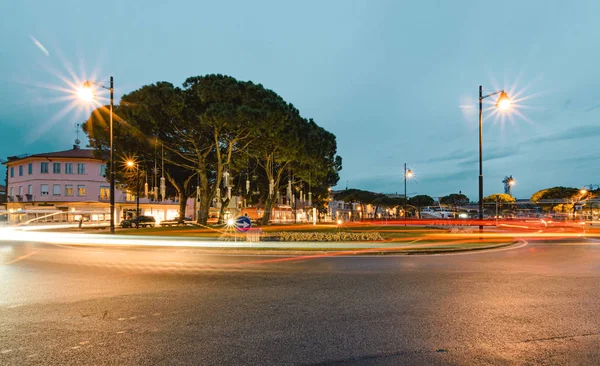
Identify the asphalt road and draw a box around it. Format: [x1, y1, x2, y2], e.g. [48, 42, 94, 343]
[2, 239, 600, 365]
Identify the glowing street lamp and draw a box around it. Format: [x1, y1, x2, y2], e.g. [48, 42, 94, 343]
[478, 86, 511, 232]
[495, 91, 511, 110]
[508, 177, 516, 197]
[79, 77, 115, 233]
[78, 82, 95, 102]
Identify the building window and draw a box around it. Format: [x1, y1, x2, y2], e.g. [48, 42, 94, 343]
[99, 164, 107, 177]
[77, 185, 86, 196]
[77, 163, 86, 175]
[28, 163, 32, 175]
[126, 192, 137, 202]
[99, 186, 110, 200]
[65, 185, 74, 196]
[9, 187, 14, 197]
[53, 184, 61, 196]
[19, 166, 23, 176]
[18, 186, 23, 195]
[53, 163, 61, 174]
[28, 185, 32, 195]
[65, 163, 73, 174]
[40, 184, 49, 196]
[10, 167, 14, 178]
[41, 162, 49, 174]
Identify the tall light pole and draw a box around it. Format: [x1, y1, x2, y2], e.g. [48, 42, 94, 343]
[582, 184, 599, 220]
[80, 77, 115, 234]
[508, 178, 515, 197]
[478, 86, 510, 232]
[404, 163, 412, 224]
[126, 160, 140, 228]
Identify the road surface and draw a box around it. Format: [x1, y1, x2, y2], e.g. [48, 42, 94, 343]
[1, 239, 600, 365]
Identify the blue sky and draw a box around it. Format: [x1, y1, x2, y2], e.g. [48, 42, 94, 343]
[2, 0, 600, 200]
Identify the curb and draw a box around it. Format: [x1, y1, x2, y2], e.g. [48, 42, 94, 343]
[163, 240, 520, 256]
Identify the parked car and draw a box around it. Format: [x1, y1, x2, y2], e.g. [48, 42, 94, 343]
[160, 216, 193, 227]
[120, 216, 156, 228]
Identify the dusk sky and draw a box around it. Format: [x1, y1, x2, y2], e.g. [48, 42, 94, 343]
[2, 0, 600, 200]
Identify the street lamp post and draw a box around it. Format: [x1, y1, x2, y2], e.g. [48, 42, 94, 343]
[404, 163, 412, 225]
[126, 160, 140, 229]
[508, 177, 516, 197]
[582, 184, 599, 220]
[80, 77, 115, 234]
[478, 86, 510, 233]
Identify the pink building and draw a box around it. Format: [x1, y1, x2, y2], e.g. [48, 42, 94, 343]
[3, 145, 193, 225]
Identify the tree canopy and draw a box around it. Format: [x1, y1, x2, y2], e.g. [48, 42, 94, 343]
[483, 193, 516, 204]
[408, 195, 435, 207]
[83, 74, 342, 224]
[440, 193, 469, 206]
[530, 187, 580, 202]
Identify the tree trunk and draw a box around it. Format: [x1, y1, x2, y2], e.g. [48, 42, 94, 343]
[178, 192, 187, 224]
[197, 192, 211, 225]
[217, 198, 231, 225]
[261, 196, 275, 225]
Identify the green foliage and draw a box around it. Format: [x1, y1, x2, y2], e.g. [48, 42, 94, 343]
[552, 203, 573, 213]
[83, 74, 342, 224]
[334, 189, 379, 204]
[408, 195, 435, 207]
[440, 193, 469, 206]
[530, 186, 580, 202]
[483, 193, 516, 203]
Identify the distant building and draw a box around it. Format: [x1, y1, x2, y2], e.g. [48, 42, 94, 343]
[327, 190, 394, 221]
[3, 145, 193, 225]
[0, 184, 6, 212]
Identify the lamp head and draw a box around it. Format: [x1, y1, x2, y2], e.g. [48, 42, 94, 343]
[496, 91, 511, 110]
[78, 81, 95, 102]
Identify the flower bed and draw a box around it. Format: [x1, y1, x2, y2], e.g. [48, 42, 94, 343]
[264, 231, 384, 242]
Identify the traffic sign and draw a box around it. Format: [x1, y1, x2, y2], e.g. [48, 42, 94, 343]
[235, 216, 252, 232]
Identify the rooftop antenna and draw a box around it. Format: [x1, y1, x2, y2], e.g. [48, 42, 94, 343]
[74, 123, 81, 148]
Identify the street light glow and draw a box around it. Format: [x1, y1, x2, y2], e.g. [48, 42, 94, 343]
[126, 160, 135, 168]
[496, 91, 511, 110]
[406, 169, 413, 178]
[509, 180, 515, 186]
[78, 81, 95, 102]
[227, 218, 235, 226]
[580, 189, 588, 195]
